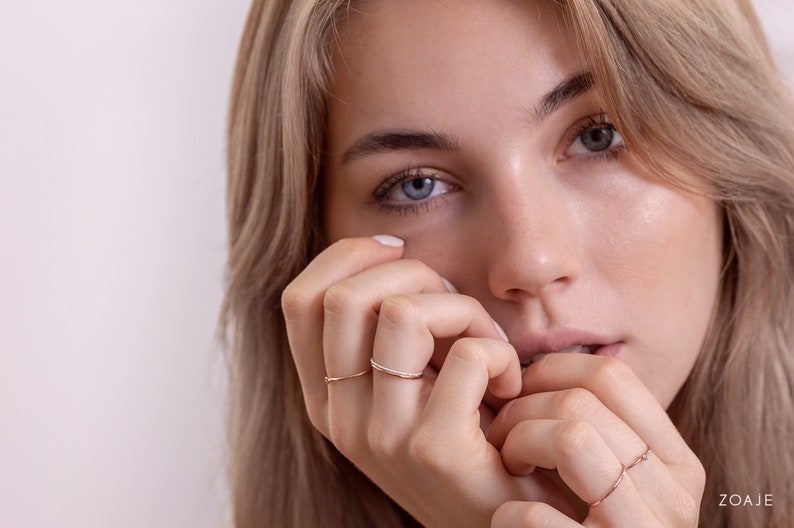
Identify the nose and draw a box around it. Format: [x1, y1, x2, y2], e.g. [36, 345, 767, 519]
[482, 174, 582, 301]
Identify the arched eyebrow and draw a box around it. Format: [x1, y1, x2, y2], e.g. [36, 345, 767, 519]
[341, 130, 459, 165]
[532, 71, 594, 122]
[340, 71, 594, 165]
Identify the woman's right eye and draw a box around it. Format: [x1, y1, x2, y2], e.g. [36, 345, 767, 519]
[394, 176, 451, 201]
[373, 169, 456, 211]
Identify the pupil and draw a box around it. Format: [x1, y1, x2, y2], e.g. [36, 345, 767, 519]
[582, 127, 613, 152]
[402, 178, 434, 200]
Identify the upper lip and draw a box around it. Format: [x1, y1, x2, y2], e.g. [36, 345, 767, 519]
[509, 327, 618, 365]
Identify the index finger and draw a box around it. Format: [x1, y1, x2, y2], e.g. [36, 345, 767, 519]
[281, 235, 405, 413]
[522, 354, 694, 467]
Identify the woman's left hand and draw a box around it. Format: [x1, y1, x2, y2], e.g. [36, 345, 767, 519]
[487, 353, 706, 527]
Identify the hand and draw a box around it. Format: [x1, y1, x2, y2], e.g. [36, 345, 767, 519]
[281, 236, 573, 527]
[488, 354, 706, 527]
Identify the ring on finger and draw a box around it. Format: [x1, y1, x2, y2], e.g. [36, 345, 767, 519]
[370, 358, 424, 379]
[588, 463, 627, 507]
[627, 445, 652, 470]
[324, 368, 372, 384]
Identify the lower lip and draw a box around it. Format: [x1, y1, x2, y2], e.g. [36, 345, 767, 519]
[594, 342, 623, 358]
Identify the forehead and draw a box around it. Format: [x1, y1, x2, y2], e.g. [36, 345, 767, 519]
[327, 0, 581, 155]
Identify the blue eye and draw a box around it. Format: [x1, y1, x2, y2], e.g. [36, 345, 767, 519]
[401, 177, 436, 200]
[565, 114, 625, 158]
[374, 169, 455, 206]
[580, 126, 615, 152]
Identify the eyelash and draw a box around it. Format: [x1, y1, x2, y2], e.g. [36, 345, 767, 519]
[371, 114, 625, 215]
[372, 167, 453, 215]
[562, 113, 625, 163]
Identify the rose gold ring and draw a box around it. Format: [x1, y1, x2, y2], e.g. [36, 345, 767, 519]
[627, 445, 652, 470]
[370, 358, 424, 379]
[588, 464, 627, 507]
[324, 368, 372, 385]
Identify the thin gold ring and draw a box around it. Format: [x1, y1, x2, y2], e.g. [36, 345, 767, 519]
[627, 446, 652, 470]
[588, 464, 627, 507]
[324, 368, 372, 385]
[370, 358, 424, 379]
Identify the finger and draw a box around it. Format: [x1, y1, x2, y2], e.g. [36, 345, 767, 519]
[323, 258, 451, 387]
[281, 236, 405, 422]
[487, 389, 647, 465]
[522, 354, 691, 466]
[500, 419, 638, 507]
[423, 337, 521, 441]
[370, 293, 509, 432]
[491, 501, 582, 528]
[323, 259, 453, 443]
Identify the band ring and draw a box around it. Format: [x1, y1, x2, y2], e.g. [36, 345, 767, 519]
[588, 463, 627, 507]
[324, 368, 372, 385]
[588, 445, 651, 507]
[626, 445, 652, 470]
[370, 358, 424, 379]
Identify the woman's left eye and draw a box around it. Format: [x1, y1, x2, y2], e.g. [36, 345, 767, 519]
[564, 115, 625, 158]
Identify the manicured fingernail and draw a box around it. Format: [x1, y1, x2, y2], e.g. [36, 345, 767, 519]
[442, 278, 459, 293]
[493, 320, 509, 342]
[371, 234, 404, 247]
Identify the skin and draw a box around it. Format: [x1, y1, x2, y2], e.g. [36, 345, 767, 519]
[283, 0, 718, 526]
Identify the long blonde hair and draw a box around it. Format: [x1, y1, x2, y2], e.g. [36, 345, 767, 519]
[222, 1, 794, 526]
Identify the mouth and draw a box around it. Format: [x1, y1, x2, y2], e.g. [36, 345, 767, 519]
[521, 344, 599, 365]
[519, 344, 601, 367]
[507, 327, 622, 369]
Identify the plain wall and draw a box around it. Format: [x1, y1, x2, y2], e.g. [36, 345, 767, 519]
[0, 1, 248, 527]
[0, 1, 791, 527]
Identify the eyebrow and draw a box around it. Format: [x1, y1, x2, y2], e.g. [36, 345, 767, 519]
[340, 71, 594, 165]
[532, 71, 595, 122]
[341, 129, 459, 165]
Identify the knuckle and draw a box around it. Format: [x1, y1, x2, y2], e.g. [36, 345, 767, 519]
[671, 489, 701, 524]
[280, 282, 312, 321]
[406, 429, 434, 465]
[593, 357, 634, 389]
[518, 502, 551, 524]
[304, 404, 326, 435]
[398, 258, 435, 277]
[689, 456, 707, 493]
[406, 426, 447, 470]
[329, 419, 364, 459]
[323, 281, 365, 316]
[378, 294, 420, 330]
[495, 397, 518, 426]
[448, 337, 488, 363]
[367, 424, 403, 460]
[497, 501, 551, 525]
[554, 387, 599, 419]
[555, 419, 598, 458]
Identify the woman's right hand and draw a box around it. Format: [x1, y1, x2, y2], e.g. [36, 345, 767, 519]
[281, 235, 574, 527]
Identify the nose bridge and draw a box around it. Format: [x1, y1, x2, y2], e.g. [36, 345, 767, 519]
[484, 171, 582, 299]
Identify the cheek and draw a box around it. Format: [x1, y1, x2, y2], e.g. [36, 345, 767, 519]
[592, 184, 722, 403]
[606, 187, 722, 311]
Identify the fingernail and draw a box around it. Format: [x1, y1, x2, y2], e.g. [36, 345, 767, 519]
[442, 278, 459, 293]
[371, 234, 404, 247]
[493, 320, 509, 342]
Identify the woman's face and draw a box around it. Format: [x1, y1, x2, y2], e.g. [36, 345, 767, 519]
[322, 0, 723, 408]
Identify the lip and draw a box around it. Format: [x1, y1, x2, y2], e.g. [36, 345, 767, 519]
[510, 327, 622, 365]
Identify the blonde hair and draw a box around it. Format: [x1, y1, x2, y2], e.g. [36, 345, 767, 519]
[222, 1, 794, 526]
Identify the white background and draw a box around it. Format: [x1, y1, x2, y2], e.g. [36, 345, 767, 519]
[0, 1, 791, 527]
